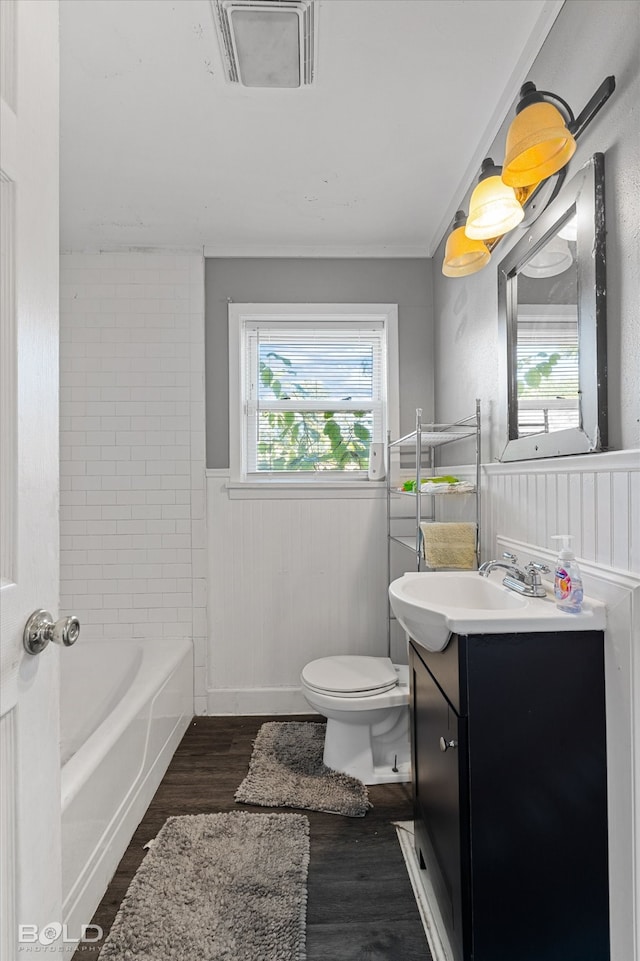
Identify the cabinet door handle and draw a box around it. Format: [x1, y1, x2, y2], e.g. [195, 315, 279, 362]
[439, 736, 458, 752]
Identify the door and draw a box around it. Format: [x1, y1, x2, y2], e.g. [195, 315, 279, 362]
[0, 2, 61, 958]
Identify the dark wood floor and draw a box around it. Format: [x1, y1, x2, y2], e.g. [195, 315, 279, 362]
[78, 714, 432, 961]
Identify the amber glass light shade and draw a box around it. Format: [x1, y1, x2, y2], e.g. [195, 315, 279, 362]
[442, 218, 491, 277]
[503, 101, 577, 188]
[465, 170, 524, 240]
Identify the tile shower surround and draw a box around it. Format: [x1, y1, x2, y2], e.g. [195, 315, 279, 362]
[59, 252, 207, 714]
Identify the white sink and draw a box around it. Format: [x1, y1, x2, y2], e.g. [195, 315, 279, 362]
[388, 570, 607, 652]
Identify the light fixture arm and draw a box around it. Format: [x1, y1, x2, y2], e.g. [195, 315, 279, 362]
[570, 75, 616, 138]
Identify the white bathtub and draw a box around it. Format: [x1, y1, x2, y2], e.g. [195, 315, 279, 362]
[60, 637, 193, 939]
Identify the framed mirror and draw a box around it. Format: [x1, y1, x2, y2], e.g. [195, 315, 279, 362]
[498, 153, 607, 462]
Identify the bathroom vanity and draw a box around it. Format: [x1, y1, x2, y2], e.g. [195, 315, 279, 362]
[409, 631, 609, 961]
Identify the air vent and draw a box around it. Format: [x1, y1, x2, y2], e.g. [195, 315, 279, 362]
[211, 0, 315, 87]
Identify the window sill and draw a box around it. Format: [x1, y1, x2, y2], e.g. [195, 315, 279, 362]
[206, 471, 387, 500]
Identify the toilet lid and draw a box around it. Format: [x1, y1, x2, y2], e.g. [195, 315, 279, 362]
[301, 656, 399, 697]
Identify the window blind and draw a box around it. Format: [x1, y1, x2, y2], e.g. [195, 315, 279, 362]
[516, 312, 579, 434]
[242, 322, 387, 475]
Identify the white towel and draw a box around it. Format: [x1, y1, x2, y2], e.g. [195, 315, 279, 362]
[419, 522, 477, 570]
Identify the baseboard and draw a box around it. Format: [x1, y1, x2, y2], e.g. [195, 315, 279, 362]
[206, 686, 316, 716]
[394, 821, 453, 961]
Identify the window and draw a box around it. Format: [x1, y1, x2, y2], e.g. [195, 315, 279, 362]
[515, 305, 579, 436]
[229, 304, 398, 482]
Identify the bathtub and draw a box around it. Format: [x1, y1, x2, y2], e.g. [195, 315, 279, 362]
[61, 637, 193, 939]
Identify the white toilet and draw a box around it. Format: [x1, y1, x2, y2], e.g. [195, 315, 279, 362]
[300, 655, 411, 785]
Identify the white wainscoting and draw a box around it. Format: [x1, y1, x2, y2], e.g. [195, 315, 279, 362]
[482, 449, 640, 961]
[206, 470, 388, 714]
[482, 450, 639, 573]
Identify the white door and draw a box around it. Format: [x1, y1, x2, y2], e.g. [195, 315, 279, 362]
[0, 2, 62, 959]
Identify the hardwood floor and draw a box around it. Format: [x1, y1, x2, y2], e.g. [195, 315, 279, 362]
[78, 715, 432, 961]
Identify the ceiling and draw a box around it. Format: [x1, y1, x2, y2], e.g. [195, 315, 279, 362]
[59, 0, 563, 256]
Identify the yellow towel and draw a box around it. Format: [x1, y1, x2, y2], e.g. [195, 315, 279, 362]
[419, 522, 477, 570]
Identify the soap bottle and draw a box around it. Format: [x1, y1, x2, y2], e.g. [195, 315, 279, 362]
[551, 535, 584, 613]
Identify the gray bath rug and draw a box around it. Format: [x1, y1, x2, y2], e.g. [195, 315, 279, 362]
[99, 811, 309, 961]
[235, 721, 371, 817]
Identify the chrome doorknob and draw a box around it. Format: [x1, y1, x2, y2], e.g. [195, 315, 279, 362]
[439, 736, 458, 752]
[23, 610, 81, 655]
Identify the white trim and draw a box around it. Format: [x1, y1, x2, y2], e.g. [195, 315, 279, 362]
[395, 821, 453, 961]
[228, 302, 399, 484]
[205, 468, 386, 499]
[204, 244, 429, 259]
[485, 448, 639, 474]
[428, 0, 566, 256]
[207, 686, 316, 715]
[225, 482, 387, 500]
[60, 245, 205, 256]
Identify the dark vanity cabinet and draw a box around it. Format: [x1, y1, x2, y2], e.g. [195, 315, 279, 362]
[409, 632, 609, 961]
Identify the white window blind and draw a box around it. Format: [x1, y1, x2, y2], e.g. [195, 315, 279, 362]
[242, 320, 387, 476]
[516, 308, 579, 435]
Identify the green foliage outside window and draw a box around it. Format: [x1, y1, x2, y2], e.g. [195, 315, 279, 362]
[517, 346, 578, 396]
[257, 351, 372, 472]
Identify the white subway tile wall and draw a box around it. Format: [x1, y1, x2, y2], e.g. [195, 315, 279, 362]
[59, 252, 207, 714]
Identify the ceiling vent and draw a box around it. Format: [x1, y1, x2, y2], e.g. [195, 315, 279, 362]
[211, 0, 316, 88]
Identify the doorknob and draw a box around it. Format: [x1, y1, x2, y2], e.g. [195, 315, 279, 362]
[439, 736, 458, 752]
[23, 610, 81, 655]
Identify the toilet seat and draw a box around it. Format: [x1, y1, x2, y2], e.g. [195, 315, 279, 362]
[301, 655, 399, 698]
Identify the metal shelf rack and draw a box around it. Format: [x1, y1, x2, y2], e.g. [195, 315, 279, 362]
[386, 401, 481, 652]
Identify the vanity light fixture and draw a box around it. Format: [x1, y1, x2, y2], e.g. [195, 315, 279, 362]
[442, 76, 615, 279]
[502, 82, 577, 188]
[442, 210, 491, 277]
[466, 158, 525, 240]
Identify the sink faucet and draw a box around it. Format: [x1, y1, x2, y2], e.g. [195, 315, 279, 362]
[479, 552, 550, 598]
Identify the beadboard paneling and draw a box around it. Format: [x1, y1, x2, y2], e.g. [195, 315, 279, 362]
[483, 450, 639, 573]
[207, 471, 388, 713]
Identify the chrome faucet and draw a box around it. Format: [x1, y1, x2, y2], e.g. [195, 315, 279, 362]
[479, 552, 550, 598]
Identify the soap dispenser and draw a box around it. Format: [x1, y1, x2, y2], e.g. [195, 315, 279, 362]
[551, 535, 584, 613]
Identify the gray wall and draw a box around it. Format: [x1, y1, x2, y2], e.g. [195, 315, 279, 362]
[432, 0, 640, 462]
[205, 258, 434, 468]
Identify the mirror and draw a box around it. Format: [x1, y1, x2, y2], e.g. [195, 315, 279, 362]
[498, 154, 607, 461]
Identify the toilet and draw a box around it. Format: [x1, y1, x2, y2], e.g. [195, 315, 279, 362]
[300, 655, 411, 785]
